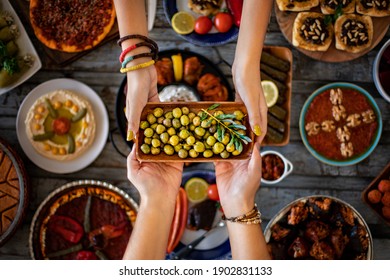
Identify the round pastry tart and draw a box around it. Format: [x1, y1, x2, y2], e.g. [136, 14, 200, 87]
[0, 137, 29, 246]
[29, 180, 138, 260]
[25, 90, 95, 161]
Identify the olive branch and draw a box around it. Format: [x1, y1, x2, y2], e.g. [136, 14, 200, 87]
[200, 104, 252, 153]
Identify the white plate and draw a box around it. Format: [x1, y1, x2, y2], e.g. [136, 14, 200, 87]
[0, 0, 42, 95]
[16, 78, 109, 174]
[180, 209, 228, 250]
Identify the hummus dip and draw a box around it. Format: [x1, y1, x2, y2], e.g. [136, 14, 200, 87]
[25, 90, 95, 161]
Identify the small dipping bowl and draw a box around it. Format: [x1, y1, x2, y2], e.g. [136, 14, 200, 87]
[373, 38, 390, 103]
[260, 150, 293, 185]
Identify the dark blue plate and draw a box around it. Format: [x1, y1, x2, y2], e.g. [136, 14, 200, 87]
[163, 0, 239, 46]
[168, 169, 231, 260]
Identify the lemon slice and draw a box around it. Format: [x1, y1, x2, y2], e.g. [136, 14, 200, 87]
[184, 177, 209, 203]
[171, 11, 195, 35]
[261, 80, 279, 108]
[171, 53, 183, 82]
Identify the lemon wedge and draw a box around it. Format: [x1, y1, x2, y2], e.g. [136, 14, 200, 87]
[184, 177, 209, 203]
[171, 53, 183, 82]
[261, 80, 279, 108]
[171, 11, 195, 35]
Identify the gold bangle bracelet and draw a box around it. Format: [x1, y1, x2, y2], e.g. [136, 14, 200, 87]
[120, 60, 155, 73]
[222, 204, 262, 224]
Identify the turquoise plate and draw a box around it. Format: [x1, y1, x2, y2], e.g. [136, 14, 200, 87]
[299, 82, 382, 166]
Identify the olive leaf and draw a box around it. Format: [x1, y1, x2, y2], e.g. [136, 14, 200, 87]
[216, 113, 236, 120]
[228, 123, 247, 130]
[207, 103, 220, 111]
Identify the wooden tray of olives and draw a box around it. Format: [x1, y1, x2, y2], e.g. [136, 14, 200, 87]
[136, 102, 254, 162]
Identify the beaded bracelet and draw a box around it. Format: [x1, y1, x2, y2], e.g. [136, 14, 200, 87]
[117, 34, 158, 50]
[121, 52, 157, 68]
[120, 60, 156, 73]
[222, 204, 262, 224]
[119, 41, 157, 63]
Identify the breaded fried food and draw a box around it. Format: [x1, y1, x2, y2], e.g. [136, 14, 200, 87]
[188, 0, 223, 16]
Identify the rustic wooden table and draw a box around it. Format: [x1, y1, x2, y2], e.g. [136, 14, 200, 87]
[1, 2, 389, 260]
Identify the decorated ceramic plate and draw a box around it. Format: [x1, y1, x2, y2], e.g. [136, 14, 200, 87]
[299, 82, 382, 166]
[16, 78, 109, 174]
[29, 180, 138, 260]
[0, 0, 42, 95]
[163, 0, 239, 46]
[169, 169, 231, 260]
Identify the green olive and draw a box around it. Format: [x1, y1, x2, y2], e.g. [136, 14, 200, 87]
[180, 115, 190, 126]
[167, 127, 176, 136]
[209, 125, 217, 134]
[182, 107, 190, 115]
[186, 135, 196, 145]
[188, 112, 196, 122]
[203, 131, 211, 140]
[221, 133, 230, 145]
[179, 129, 190, 139]
[147, 113, 157, 124]
[213, 110, 224, 117]
[206, 136, 216, 146]
[151, 138, 161, 148]
[152, 133, 159, 139]
[156, 124, 166, 134]
[232, 149, 242, 156]
[151, 146, 161, 155]
[178, 149, 188, 159]
[220, 150, 230, 159]
[193, 141, 205, 153]
[150, 123, 158, 130]
[153, 107, 164, 118]
[189, 124, 196, 131]
[165, 111, 173, 119]
[193, 116, 201, 126]
[226, 142, 235, 153]
[183, 144, 192, 151]
[163, 144, 175, 155]
[140, 144, 151, 154]
[172, 118, 181, 129]
[234, 110, 245, 121]
[144, 128, 154, 138]
[172, 107, 182, 118]
[160, 132, 169, 144]
[201, 119, 211, 128]
[174, 144, 183, 153]
[163, 118, 172, 127]
[203, 150, 213, 158]
[195, 127, 206, 137]
[212, 142, 225, 154]
[144, 137, 152, 145]
[169, 135, 180, 146]
[140, 121, 149, 130]
[189, 149, 199, 158]
[157, 117, 164, 124]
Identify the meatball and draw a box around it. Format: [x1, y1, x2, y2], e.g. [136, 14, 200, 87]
[310, 241, 334, 260]
[378, 179, 390, 193]
[330, 227, 349, 259]
[288, 237, 309, 259]
[304, 220, 330, 242]
[288, 202, 309, 225]
[382, 206, 390, 220]
[367, 189, 382, 204]
[381, 192, 390, 206]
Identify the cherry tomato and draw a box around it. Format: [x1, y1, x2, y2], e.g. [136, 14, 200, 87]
[194, 16, 213, 35]
[214, 12, 233, 33]
[207, 184, 219, 201]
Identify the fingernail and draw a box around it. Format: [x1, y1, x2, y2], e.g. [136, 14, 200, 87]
[253, 125, 262, 136]
[127, 130, 134, 141]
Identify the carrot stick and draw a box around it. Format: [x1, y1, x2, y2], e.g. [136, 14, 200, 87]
[166, 190, 182, 253]
[170, 188, 188, 252]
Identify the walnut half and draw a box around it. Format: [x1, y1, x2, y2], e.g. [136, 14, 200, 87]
[336, 126, 351, 142]
[332, 105, 347, 121]
[340, 142, 354, 157]
[361, 110, 375, 124]
[329, 88, 343, 105]
[346, 114, 361, 127]
[305, 122, 320, 136]
[321, 120, 335, 132]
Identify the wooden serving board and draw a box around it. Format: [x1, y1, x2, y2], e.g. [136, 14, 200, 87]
[11, 0, 119, 67]
[275, 3, 390, 62]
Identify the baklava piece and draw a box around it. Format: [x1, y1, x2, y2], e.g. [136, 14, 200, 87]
[293, 12, 333, 52]
[334, 14, 373, 53]
[320, 0, 356, 14]
[356, 0, 390, 17]
[276, 0, 319, 11]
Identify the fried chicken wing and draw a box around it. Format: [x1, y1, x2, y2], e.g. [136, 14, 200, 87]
[155, 58, 174, 86]
[183, 57, 203, 85]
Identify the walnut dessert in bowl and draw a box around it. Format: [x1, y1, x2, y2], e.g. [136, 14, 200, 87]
[299, 82, 382, 166]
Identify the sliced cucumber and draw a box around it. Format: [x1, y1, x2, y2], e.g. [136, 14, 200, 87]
[45, 98, 58, 118]
[71, 108, 87, 122]
[32, 131, 54, 141]
[67, 134, 75, 154]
